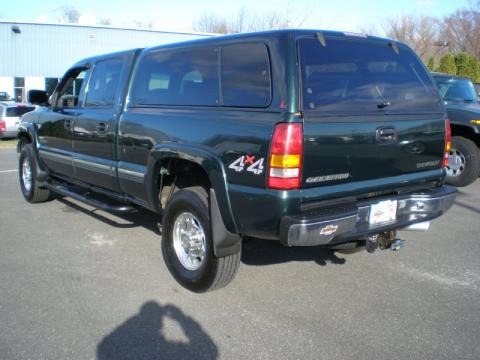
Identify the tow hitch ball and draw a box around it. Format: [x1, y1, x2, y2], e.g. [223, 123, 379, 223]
[366, 231, 405, 253]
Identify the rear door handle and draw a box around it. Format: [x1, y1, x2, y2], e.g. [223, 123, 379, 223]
[96, 122, 109, 134]
[64, 119, 74, 130]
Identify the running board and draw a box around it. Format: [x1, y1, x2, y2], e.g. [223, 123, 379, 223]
[45, 183, 136, 213]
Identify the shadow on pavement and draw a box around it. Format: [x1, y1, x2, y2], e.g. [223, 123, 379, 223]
[97, 301, 218, 360]
[241, 237, 347, 266]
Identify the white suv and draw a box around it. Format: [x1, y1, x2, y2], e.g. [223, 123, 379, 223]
[0, 102, 35, 139]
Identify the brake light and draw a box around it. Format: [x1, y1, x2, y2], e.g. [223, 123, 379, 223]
[443, 119, 451, 168]
[268, 123, 303, 189]
[0, 120, 5, 133]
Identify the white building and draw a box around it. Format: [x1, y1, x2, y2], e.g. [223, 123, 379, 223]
[0, 21, 211, 101]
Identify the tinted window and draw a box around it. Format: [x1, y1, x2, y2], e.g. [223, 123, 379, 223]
[299, 38, 442, 114]
[6, 106, 35, 117]
[130, 46, 219, 106]
[221, 43, 271, 107]
[85, 58, 125, 107]
[433, 76, 477, 102]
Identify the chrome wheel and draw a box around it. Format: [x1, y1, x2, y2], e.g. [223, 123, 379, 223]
[172, 212, 206, 271]
[446, 148, 466, 177]
[22, 156, 32, 193]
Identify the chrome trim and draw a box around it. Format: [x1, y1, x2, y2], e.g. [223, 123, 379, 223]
[39, 149, 72, 165]
[74, 157, 112, 176]
[287, 214, 357, 246]
[118, 167, 145, 183]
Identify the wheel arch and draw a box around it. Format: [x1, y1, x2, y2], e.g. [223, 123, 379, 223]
[146, 143, 238, 235]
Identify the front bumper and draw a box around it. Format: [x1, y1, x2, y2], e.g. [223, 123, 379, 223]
[279, 186, 457, 246]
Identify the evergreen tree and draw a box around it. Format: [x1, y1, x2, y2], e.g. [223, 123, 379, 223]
[455, 53, 471, 78]
[427, 57, 435, 71]
[437, 54, 457, 75]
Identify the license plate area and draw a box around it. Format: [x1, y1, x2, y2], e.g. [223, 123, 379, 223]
[369, 200, 397, 225]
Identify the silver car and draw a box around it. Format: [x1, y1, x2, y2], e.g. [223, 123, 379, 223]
[0, 102, 36, 139]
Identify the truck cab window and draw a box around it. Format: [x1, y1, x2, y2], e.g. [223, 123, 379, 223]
[85, 58, 125, 107]
[55, 69, 88, 108]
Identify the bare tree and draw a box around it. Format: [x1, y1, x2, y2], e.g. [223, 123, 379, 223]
[97, 17, 112, 26]
[193, 5, 306, 34]
[133, 20, 155, 30]
[193, 12, 228, 34]
[441, 1, 480, 58]
[56, 5, 81, 24]
[383, 15, 440, 61]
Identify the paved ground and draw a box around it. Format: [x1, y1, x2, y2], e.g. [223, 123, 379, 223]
[1, 147, 479, 360]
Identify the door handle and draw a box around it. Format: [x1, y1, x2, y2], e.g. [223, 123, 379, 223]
[64, 119, 74, 130]
[376, 127, 397, 144]
[96, 122, 109, 133]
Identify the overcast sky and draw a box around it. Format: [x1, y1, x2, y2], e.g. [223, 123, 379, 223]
[0, 0, 471, 33]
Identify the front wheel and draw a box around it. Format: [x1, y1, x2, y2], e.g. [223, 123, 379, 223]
[19, 143, 52, 203]
[445, 136, 480, 187]
[161, 186, 240, 292]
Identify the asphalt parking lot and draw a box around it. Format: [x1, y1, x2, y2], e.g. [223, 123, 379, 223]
[1, 147, 479, 360]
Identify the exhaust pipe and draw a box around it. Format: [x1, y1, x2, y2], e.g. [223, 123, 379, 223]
[401, 221, 430, 232]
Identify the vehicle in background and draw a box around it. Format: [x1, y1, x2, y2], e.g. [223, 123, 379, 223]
[0, 92, 11, 101]
[0, 102, 36, 139]
[431, 72, 480, 187]
[475, 83, 480, 98]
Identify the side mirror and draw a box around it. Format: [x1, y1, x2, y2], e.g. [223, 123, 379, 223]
[27, 90, 50, 106]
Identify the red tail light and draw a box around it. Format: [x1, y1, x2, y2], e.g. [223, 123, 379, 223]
[443, 119, 451, 168]
[0, 120, 6, 133]
[268, 123, 303, 189]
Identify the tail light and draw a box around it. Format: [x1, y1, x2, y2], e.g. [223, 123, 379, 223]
[268, 123, 303, 189]
[443, 119, 451, 168]
[0, 120, 5, 133]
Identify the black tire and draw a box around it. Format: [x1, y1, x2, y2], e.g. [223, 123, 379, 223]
[19, 143, 52, 203]
[445, 136, 480, 187]
[161, 186, 240, 292]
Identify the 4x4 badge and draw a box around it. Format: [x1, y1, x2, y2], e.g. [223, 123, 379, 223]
[320, 224, 338, 236]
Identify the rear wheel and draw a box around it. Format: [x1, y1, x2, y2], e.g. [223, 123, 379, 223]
[445, 136, 480, 187]
[19, 143, 52, 203]
[161, 186, 240, 292]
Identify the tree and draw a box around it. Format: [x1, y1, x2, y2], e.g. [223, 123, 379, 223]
[193, 12, 228, 34]
[427, 57, 435, 71]
[455, 53, 471, 78]
[56, 5, 80, 24]
[193, 5, 306, 34]
[437, 54, 457, 75]
[441, 1, 480, 58]
[382, 15, 439, 62]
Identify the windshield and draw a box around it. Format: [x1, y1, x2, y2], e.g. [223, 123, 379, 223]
[432, 76, 478, 103]
[298, 37, 442, 115]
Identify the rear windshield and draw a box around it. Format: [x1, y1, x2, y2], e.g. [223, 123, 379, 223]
[6, 106, 35, 117]
[299, 37, 442, 115]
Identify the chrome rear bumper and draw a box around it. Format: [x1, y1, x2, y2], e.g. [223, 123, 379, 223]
[279, 186, 457, 246]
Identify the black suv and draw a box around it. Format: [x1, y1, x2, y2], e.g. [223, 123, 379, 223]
[432, 72, 480, 186]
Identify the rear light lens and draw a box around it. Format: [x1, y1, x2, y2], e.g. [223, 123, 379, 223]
[443, 119, 451, 168]
[268, 123, 303, 189]
[0, 120, 5, 133]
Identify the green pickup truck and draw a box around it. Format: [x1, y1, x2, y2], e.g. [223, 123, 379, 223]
[19, 30, 456, 292]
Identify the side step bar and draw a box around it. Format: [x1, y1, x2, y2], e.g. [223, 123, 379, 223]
[45, 183, 135, 213]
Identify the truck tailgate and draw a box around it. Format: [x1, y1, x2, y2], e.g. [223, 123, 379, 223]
[302, 115, 446, 187]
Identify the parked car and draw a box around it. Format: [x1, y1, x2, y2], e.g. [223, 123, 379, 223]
[19, 30, 456, 292]
[0, 92, 11, 101]
[474, 83, 480, 98]
[0, 102, 36, 139]
[431, 72, 480, 186]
